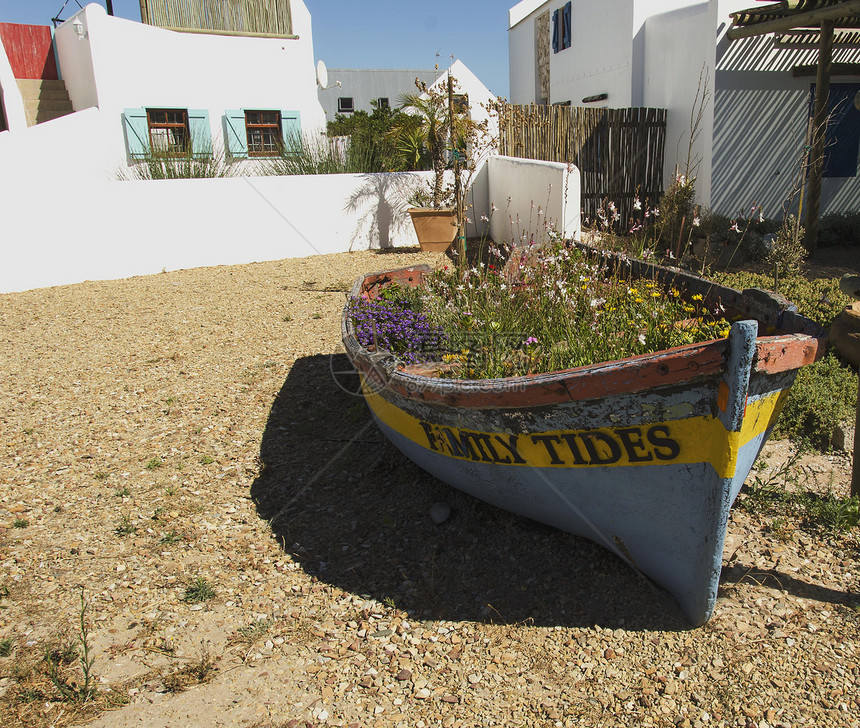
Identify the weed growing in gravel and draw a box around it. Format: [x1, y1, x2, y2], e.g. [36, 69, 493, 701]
[12, 518, 29, 528]
[94, 471, 108, 481]
[199, 454, 215, 465]
[114, 514, 136, 536]
[283, 314, 293, 322]
[159, 530, 182, 544]
[182, 576, 216, 604]
[231, 617, 273, 645]
[161, 640, 217, 693]
[312, 313, 323, 319]
[0, 638, 13, 657]
[742, 450, 860, 534]
[114, 487, 130, 498]
[146, 457, 162, 470]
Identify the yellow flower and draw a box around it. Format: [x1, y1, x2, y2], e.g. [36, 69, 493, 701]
[635, 297, 644, 303]
[651, 291, 661, 298]
[720, 327, 730, 337]
[691, 293, 703, 301]
[670, 288, 680, 297]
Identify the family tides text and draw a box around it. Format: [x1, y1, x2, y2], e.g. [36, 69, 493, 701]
[418, 421, 682, 468]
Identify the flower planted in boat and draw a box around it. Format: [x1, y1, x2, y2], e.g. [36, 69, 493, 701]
[349, 241, 732, 379]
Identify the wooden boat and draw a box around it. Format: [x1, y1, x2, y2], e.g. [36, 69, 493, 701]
[341, 249, 827, 626]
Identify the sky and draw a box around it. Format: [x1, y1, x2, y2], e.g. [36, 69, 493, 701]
[0, 0, 513, 97]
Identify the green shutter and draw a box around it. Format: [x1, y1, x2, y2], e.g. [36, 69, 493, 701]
[188, 109, 212, 158]
[223, 110, 248, 158]
[280, 110, 301, 153]
[122, 107, 149, 159]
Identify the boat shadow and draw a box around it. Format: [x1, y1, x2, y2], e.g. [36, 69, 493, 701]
[251, 354, 857, 631]
[251, 353, 694, 631]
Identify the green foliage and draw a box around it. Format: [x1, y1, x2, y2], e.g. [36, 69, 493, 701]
[742, 451, 859, 534]
[654, 174, 697, 253]
[817, 211, 860, 247]
[0, 638, 12, 657]
[118, 146, 234, 180]
[114, 514, 136, 536]
[327, 101, 418, 172]
[12, 518, 28, 529]
[771, 353, 857, 450]
[713, 270, 851, 327]
[182, 576, 216, 604]
[765, 214, 807, 286]
[146, 457, 162, 470]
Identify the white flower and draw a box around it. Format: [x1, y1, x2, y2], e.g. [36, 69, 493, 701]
[480, 214, 489, 222]
[692, 216, 701, 227]
[638, 333, 646, 345]
[633, 198, 642, 211]
[491, 203, 497, 212]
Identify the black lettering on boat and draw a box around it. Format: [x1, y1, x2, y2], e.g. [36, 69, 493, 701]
[560, 433, 589, 465]
[494, 434, 526, 464]
[579, 431, 622, 465]
[531, 434, 565, 465]
[441, 428, 482, 460]
[615, 427, 654, 463]
[419, 421, 440, 452]
[472, 433, 510, 464]
[646, 425, 681, 461]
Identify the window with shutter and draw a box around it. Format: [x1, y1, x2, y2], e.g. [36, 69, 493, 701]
[561, 2, 572, 50]
[122, 107, 150, 159]
[223, 110, 248, 158]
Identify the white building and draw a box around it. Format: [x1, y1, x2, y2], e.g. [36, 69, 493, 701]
[508, 0, 860, 218]
[318, 68, 439, 119]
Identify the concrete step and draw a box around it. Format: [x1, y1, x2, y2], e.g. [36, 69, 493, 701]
[17, 79, 74, 126]
[16, 79, 70, 101]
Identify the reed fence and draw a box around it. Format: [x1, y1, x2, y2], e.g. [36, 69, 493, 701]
[498, 105, 667, 231]
[139, 0, 293, 37]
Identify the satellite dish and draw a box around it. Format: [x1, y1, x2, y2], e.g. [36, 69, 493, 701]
[316, 60, 329, 90]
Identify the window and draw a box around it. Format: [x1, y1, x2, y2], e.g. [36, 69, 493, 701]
[552, 2, 572, 53]
[377, 97, 389, 109]
[223, 109, 301, 159]
[245, 110, 282, 156]
[147, 108, 189, 155]
[122, 107, 211, 160]
[337, 97, 354, 113]
[809, 83, 860, 178]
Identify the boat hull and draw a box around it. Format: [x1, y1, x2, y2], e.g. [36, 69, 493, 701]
[342, 258, 826, 625]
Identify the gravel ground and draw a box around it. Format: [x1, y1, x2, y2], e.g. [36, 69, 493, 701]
[0, 250, 858, 728]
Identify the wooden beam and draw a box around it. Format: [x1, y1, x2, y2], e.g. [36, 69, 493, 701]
[138, 0, 148, 24]
[792, 61, 860, 75]
[726, 0, 860, 39]
[804, 19, 835, 252]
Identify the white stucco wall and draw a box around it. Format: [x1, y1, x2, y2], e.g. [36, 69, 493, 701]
[487, 155, 580, 246]
[0, 33, 27, 132]
[54, 2, 326, 165]
[642, 2, 715, 203]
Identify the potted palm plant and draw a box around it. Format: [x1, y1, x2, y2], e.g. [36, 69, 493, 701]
[393, 74, 474, 252]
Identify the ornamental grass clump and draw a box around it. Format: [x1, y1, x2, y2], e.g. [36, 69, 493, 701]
[349, 241, 732, 380]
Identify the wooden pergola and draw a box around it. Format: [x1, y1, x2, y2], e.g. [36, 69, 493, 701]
[726, 0, 860, 249]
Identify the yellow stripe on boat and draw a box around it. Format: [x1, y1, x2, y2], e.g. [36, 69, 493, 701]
[362, 385, 788, 479]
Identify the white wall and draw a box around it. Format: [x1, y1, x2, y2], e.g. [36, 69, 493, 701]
[487, 155, 580, 246]
[54, 2, 326, 165]
[0, 33, 27, 132]
[642, 2, 715, 203]
[0, 162, 437, 294]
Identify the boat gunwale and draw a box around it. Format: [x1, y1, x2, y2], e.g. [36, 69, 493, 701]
[342, 250, 827, 408]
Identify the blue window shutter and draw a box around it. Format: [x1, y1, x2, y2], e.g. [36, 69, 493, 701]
[122, 107, 149, 159]
[562, 2, 572, 49]
[280, 110, 301, 153]
[551, 9, 559, 53]
[188, 109, 212, 158]
[223, 109, 248, 158]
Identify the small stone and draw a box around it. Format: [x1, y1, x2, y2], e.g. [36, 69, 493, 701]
[415, 687, 431, 699]
[429, 502, 451, 524]
[396, 669, 412, 681]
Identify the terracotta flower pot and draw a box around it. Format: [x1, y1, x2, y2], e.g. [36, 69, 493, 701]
[407, 207, 458, 252]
